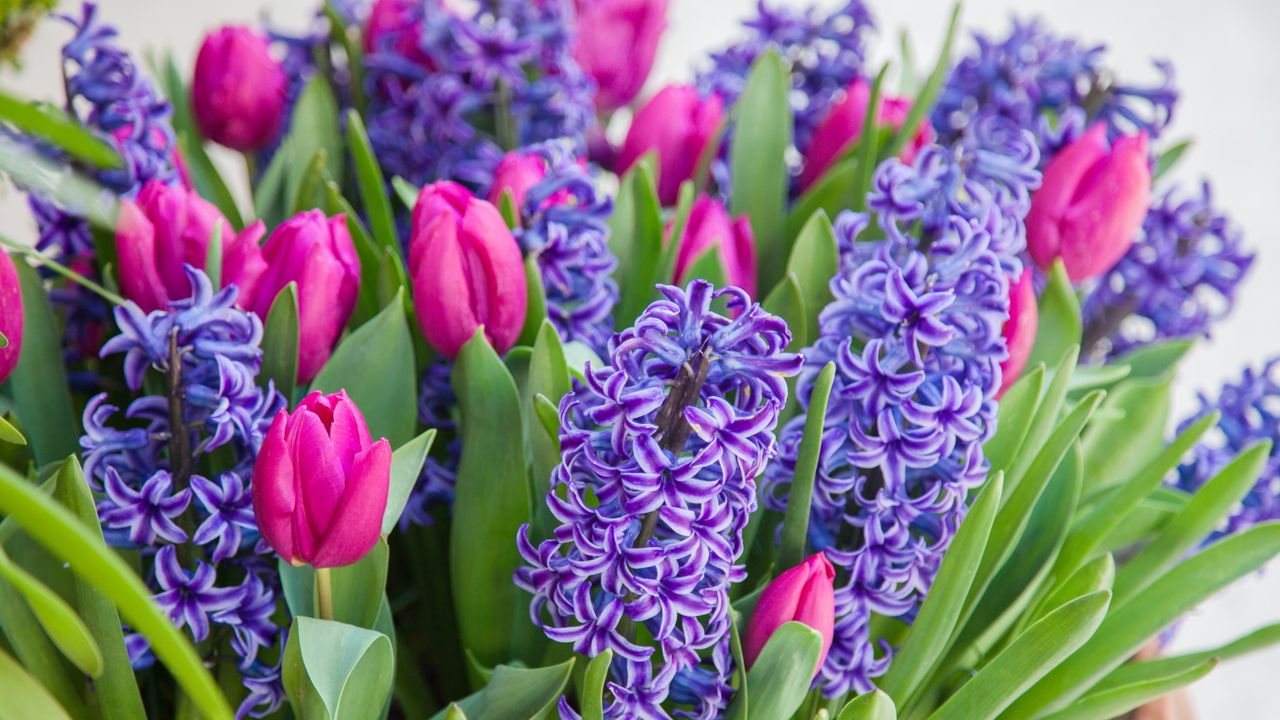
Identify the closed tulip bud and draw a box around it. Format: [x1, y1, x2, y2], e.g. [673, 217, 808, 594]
[671, 195, 757, 297]
[225, 210, 360, 384]
[1027, 123, 1151, 282]
[573, 0, 669, 113]
[487, 151, 548, 211]
[800, 79, 935, 191]
[409, 181, 527, 358]
[116, 180, 266, 313]
[618, 85, 723, 205]
[252, 391, 392, 568]
[192, 26, 287, 153]
[744, 552, 836, 672]
[999, 270, 1037, 397]
[0, 250, 23, 383]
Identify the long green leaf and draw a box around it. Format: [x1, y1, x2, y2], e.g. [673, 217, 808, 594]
[730, 49, 792, 292]
[839, 689, 896, 720]
[1033, 553, 1113, 626]
[726, 622, 823, 720]
[607, 160, 663, 327]
[1094, 621, 1280, 693]
[983, 364, 1045, 476]
[778, 362, 835, 571]
[1079, 375, 1175, 499]
[0, 91, 120, 168]
[1006, 346, 1080, 493]
[785, 211, 839, 344]
[260, 282, 299, 400]
[580, 649, 613, 720]
[849, 63, 888, 210]
[0, 647, 73, 720]
[884, 3, 960, 158]
[1037, 659, 1216, 720]
[526, 322, 571, 542]
[346, 111, 398, 254]
[278, 541, 390, 630]
[0, 545, 101, 677]
[383, 430, 437, 535]
[177, 131, 244, 230]
[1026, 261, 1082, 372]
[286, 76, 343, 207]
[762, 273, 808, 353]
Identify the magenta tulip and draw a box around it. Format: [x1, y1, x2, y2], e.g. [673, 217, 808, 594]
[672, 195, 757, 297]
[573, 0, 669, 112]
[364, 0, 432, 67]
[409, 181, 527, 358]
[116, 180, 266, 313]
[999, 271, 1038, 397]
[1027, 123, 1151, 282]
[744, 553, 836, 672]
[252, 391, 391, 568]
[617, 85, 723, 205]
[225, 210, 360, 384]
[487, 151, 549, 211]
[0, 250, 23, 383]
[192, 26, 287, 152]
[799, 79, 935, 191]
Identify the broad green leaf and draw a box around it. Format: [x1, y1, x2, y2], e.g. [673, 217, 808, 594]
[762, 273, 808, 352]
[292, 148, 331, 214]
[286, 76, 343, 208]
[1033, 553, 1114, 626]
[283, 617, 394, 720]
[983, 364, 1045, 475]
[1010, 523, 1280, 717]
[1094, 621, 1280, 693]
[885, 3, 960, 158]
[0, 463, 231, 719]
[607, 160, 664, 326]
[533, 394, 560, 448]
[730, 49, 792, 292]
[785, 211, 839, 344]
[5, 259, 78, 466]
[1112, 441, 1272, 604]
[518, 255, 550, 348]
[311, 290, 417, 447]
[392, 176, 419, 209]
[0, 91, 120, 168]
[1094, 490, 1186, 553]
[1153, 139, 1192, 182]
[929, 591, 1111, 720]
[260, 282, 299, 400]
[726, 622, 823, 720]
[346, 111, 398, 254]
[1111, 339, 1193, 381]
[778, 362, 835, 570]
[0, 554, 86, 716]
[1006, 346, 1080, 493]
[383, 430, 437, 534]
[1066, 363, 1131, 395]
[279, 540, 389, 630]
[327, 183, 396, 327]
[451, 331, 536, 667]
[839, 689, 896, 720]
[1040, 659, 1215, 720]
[526, 322, 571, 541]
[880, 474, 1003, 706]
[476, 658, 574, 719]
[1079, 374, 1175, 499]
[0, 647, 74, 720]
[581, 649, 613, 720]
[682, 243, 728, 288]
[785, 159, 858, 242]
[1026, 261, 1081, 372]
[0, 545, 101, 676]
[0, 416, 24, 446]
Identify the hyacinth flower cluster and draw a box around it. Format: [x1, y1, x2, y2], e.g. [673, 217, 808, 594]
[516, 281, 801, 718]
[79, 268, 286, 718]
[364, 0, 594, 190]
[761, 124, 1039, 696]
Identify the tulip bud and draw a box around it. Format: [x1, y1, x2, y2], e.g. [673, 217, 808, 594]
[573, 0, 669, 113]
[409, 181, 527, 358]
[192, 26, 287, 153]
[799, 79, 935, 191]
[225, 210, 360, 384]
[0, 250, 23, 384]
[487, 151, 549, 211]
[671, 195, 757, 297]
[998, 271, 1037, 397]
[116, 180, 266, 313]
[252, 391, 392, 568]
[744, 552, 836, 672]
[617, 85, 723, 205]
[1027, 123, 1151, 282]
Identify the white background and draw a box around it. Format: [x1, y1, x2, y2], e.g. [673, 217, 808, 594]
[3, 0, 1279, 715]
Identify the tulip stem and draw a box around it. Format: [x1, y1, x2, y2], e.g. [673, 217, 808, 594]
[315, 567, 334, 621]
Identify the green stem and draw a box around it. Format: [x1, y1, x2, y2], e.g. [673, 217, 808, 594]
[0, 234, 124, 305]
[315, 566, 334, 621]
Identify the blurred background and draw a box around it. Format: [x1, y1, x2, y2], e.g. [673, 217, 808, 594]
[2, 0, 1277, 714]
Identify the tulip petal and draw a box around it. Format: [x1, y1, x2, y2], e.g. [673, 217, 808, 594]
[251, 410, 297, 562]
[312, 438, 392, 568]
[115, 200, 171, 313]
[328, 394, 373, 475]
[290, 409, 346, 541]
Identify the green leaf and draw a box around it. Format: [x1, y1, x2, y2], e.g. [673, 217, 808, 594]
[607, 160, 664, 327]
[1006, 346, 1081, 493]
[1112, 338, 1194, 381]
[1038, 659, 1215, 720]
[205, 221, 224, 289]
[4, 259, 78, 467]
[177, 131, 244, 230]
[286, 76, 343, 208]
[785, 158, 858, 243]
[0, 416, 25, 446]
[476, 659, 574, 719]
[346, 111, 398, 254]
[785, 211, 839, 344]
[526, 322, 571, 541]
[1010, 523, 1280, 717]
[762, 273, 809, 352]
[1112, 441, 1272, 604]
[519, 254, 550, 348]
[681, 242, 728, 288]
[1079, 374, 1175, 499]
[0, 91, 120, 169]
[849, 63, 889, 210]
[1033, 553, 1114, 626]
[1026, 260, 1082, 372]
[726, 622, 823, 720]
[838, 689, 897, 720]
[928, 592, 1111, 720]
[451, 330, 536, 667]
[778, 362, 836, 570]
[730, 49, 793, 293]
[0, 462, 231, 719]
[260, 282, 299, 400]
[383, 430, 437, 534]
[311, 290, 417, 447]
[0, 647, 74, 720]
[253, 140, 291, 227]
[728, 611, 748, 718]
[885, 3, 960, 158]
[532, 394, 560, 448]
[1152, 139, 1192, 182]
[0, 544, 101, 676]
[499, 189, 520, 229]
[880, 474, 1003, 706]
[325, 1, 368, 114]
[655, 181, 697, 284]
[326, 182, 390, 327]
[292, 148, 332, 214]
[580, 650, 613, 720]
[279, 540, 389, 630]
[0, 564, 84, 717]
[1094, 621, 1280, 693]
[283, 617, 394, 720]
[392, 176, 420, 209]
[983, 364, 1045, 476]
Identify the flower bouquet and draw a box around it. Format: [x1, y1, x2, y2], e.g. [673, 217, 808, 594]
[0, 1, 1273, 719]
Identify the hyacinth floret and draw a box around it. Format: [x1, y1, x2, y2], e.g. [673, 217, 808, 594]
[516, 281, 801, 718]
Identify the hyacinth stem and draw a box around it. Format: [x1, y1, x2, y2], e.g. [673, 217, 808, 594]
[495, 80, 517, 151]
[166, 327, 193, 488]
[0, 234, 125, 305]
[1080, 295, 1139, 361]
[315, 567, 334, 621]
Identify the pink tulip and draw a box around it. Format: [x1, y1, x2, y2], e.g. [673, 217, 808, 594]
[0, 250, 23, 383]
[252, 391, 391, 568]
[671, 195, 757, 297]
[192, 26, 287, 152]
[998, 271, 1038, 397]
[799, 79, 935, 191]
[744, 553, 836, 672]
[573, 0, 669, 113]
[364, 0, 433, 68]
[225, 210, 360, 384]
[116, 180, 266, 313]
[617, 85, 723, 205]
[487, 151, 549, 211]
[1027, 123, 1151, 282]
[410, 181, 527, 358]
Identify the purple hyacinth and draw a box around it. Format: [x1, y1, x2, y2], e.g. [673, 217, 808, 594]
[517, 281, 801, 718]
[1081, 181, 1255, 361]
[190, 472, 257, 563]
[151, 545, 243, 643]
[761, 127, 1037, 696]
[1173, 358, 1280, 540]
[98, 468, 191, 546]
